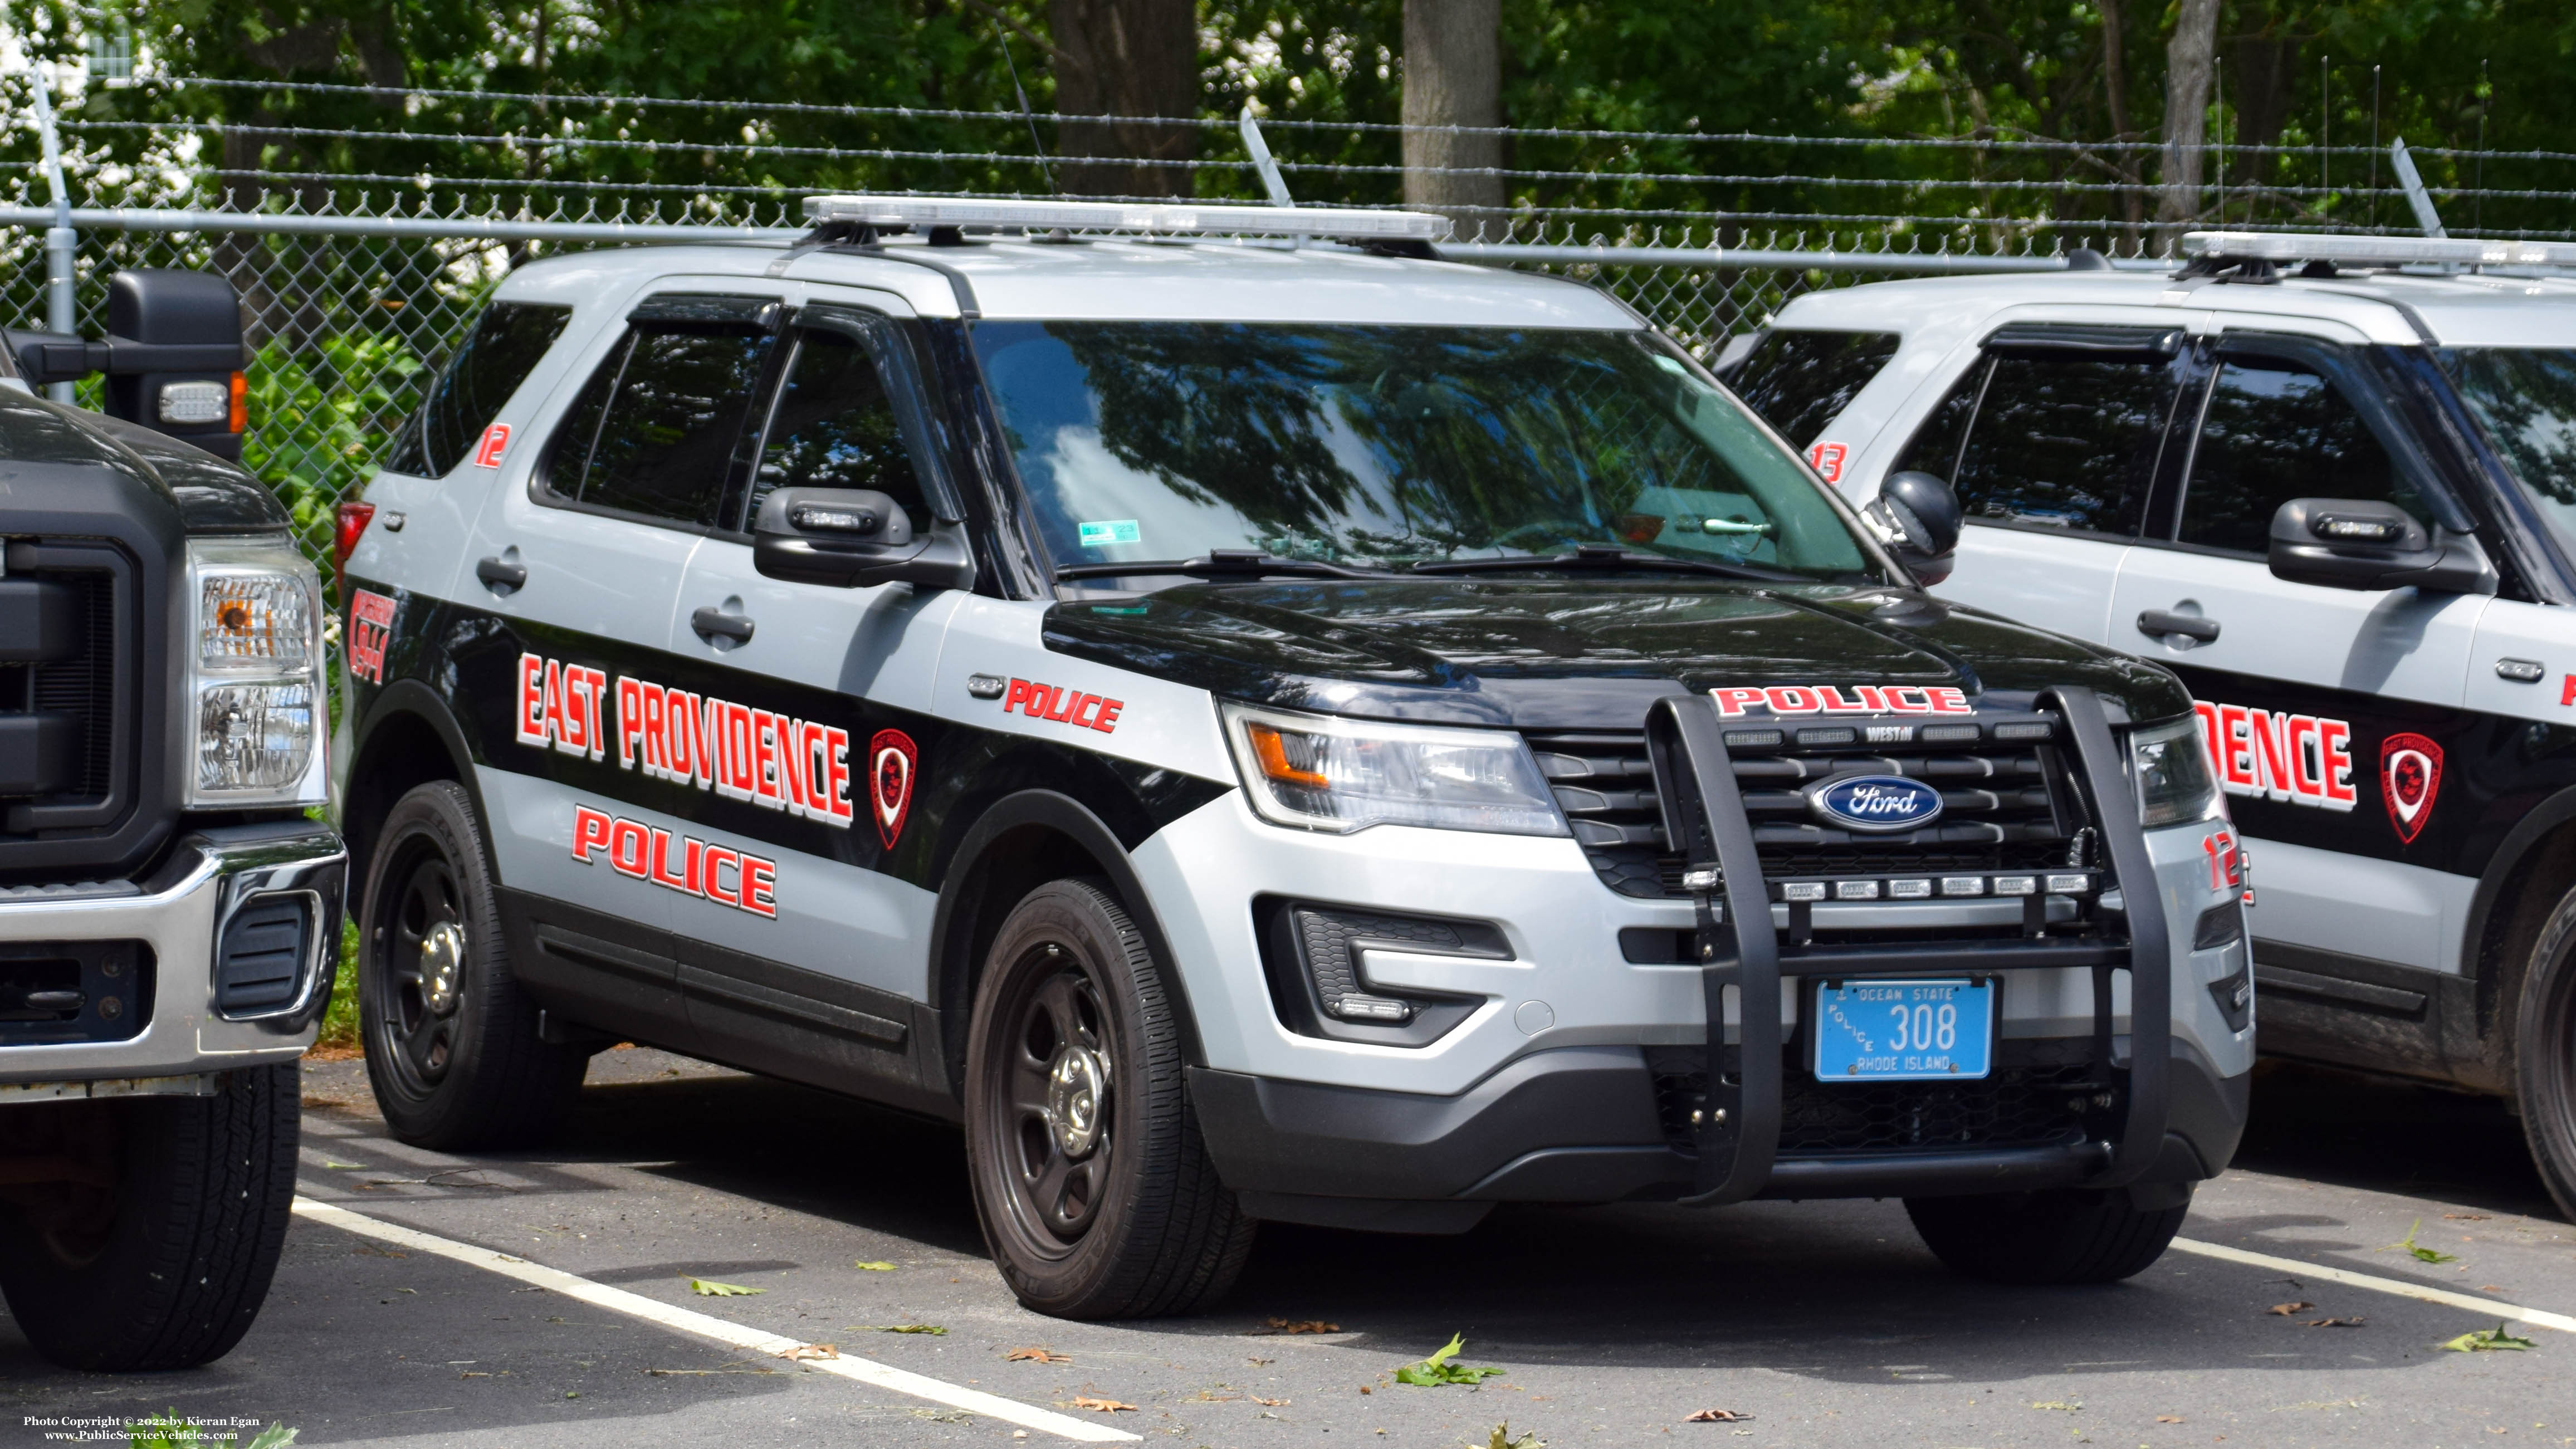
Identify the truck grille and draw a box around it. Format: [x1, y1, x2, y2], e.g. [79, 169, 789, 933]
[1526, 722, 2084, 900]
[2, 541, 135, 845]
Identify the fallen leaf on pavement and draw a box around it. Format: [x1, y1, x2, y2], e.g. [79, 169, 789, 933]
[2155, 1416, 2183, 1424]
[778, 1344, 839, 1360]
[2266, 1301, 2315, 1315]
[852, 1324, 946, 1335]
[2303, 1317, 2367, 1328]
[1255, 1318, 1341, 1334]
[683, 1276, 764, 1297]
[1486, 1424, 1543, 1449]
[853, 1260, 897, 1271]
[2391, 1218, 2458, 1264]
[1394, 1334, 1507, 1387]
[2030, 1400, 2081, 1412]
[1684, 1408, 1754, 1422]
[2442, 1325, 2536, 1352]
[2480, 1285, 2507, 1293]
[1006, 1347, 1071, 1364]
[1066, 1397, 1136, 1413]
[1254, 1397, 1288, 1407]
[322, 1161, 366, 1169]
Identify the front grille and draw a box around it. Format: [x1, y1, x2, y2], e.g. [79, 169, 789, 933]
[2, 542, 133, 842]
[1652, 1042, 2115, 1154]
[1527, 721, 2088, 899]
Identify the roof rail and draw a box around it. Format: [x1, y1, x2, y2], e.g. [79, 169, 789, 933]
[800, 194, 1450, 243]
[2183, 230, 2576, 271]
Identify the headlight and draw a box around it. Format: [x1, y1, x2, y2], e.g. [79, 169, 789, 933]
[2129, 713, 2222, 829]
[185, 536, 328, 807]
[1221, 703, 1568, 836]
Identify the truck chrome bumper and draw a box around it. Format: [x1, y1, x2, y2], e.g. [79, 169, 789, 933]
[0, 821, 346, 1086]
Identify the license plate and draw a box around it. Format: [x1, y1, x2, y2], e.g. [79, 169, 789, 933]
[1812, 977, 1994, 1081]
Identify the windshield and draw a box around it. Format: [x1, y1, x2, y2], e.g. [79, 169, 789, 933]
[2437, 347, 2576, 557]
[969, 321, 1878, 580]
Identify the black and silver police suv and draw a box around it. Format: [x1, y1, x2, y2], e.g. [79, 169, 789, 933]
[336, 196, 2251, 1318]
[1, 269, 345, 1369]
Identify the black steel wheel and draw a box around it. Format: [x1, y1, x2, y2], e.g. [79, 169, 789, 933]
[358, 781, 584, 1149]
[964, 878, 1253, 1318]
[2515, 881, 2576, 1223]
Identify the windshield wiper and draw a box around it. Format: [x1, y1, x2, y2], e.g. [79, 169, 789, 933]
[1054, 549, 1392, 582]
[1410, 544, 1798, 584]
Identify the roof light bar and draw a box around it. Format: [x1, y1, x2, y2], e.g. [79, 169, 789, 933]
[2183, 230, 2576, 270]
[801, 194, 1450, 242]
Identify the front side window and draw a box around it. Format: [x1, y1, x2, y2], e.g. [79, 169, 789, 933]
[969, 322, 1875, 579]
[744, 328, 928, 528]
[545, 319, 774, 528]
[1726, 329, 1901, 448]
[2178, 351, 2427, 554]
[2437, 348, 2576, 560]
[1897, 351, 2178, 537]
[383, 301, 571, 477]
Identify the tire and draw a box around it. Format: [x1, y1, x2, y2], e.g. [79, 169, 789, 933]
[2514, 883, 2576, 1223]
[358, 780, 584, 1149]
[0, 1063, 300, 1370]
[963, 878, 1254, 1319]
[1906, 1187, 2189, 1285]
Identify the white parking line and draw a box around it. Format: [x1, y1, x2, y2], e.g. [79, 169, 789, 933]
[291, 1198, 1141, 1442]
[2171, 1235, 2576, 1334]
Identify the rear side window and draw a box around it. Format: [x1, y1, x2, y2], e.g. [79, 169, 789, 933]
[545, 319, 775, 528]
[1726, 330, 1900, 447]
[382, 301, 570, 477]
[2177, 351, 2428, 554]
[1896, 351, 2179, 537]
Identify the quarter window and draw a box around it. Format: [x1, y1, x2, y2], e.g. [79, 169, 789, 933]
[1725, 329, 1900, 448]
[382, 301, 570, 477]
[2178, 352, 2427, 554]
[744, 329, 927, 529]
[546, 319, 775, 528]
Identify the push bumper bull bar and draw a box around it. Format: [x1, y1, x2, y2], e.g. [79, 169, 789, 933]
[1645, 686, 2171, 1205]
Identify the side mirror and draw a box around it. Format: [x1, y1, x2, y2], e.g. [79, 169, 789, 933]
[1860, 470, 1964, 586]
[5, 269, 246, 460]
[751, 487, 975, 591]
[2267, 498, 2497, 595]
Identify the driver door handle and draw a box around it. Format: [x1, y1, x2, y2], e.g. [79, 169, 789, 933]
[475, 555, 526, 592]
[2137, 608, 2221, 643]
[691, 605, 756, 644]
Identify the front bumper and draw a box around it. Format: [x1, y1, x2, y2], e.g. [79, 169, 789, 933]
[0, 821, 346, 1086]
[1193, 1037, 2250, 1232]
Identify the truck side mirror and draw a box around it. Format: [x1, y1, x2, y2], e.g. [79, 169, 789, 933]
[103, 270, 247, 461]
[4, 270, 246, 461]
[751, 487, 975, 591]
[1860, 470, 1964, 586]
[2267, 497, 2497, 595]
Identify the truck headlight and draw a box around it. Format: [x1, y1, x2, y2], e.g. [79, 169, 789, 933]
[1221, 702, 1568, 836]
[2129, 713, 2222, 829]
[184, 536, 328, 807]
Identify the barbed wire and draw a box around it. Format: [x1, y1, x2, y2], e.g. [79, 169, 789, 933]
[106, 75, 2576, 163]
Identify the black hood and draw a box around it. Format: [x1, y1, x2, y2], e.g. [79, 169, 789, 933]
[0, 390, 284, 535]
[1041, 577, 2191, 731]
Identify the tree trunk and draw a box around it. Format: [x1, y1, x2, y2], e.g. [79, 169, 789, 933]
[2156, 0, 2222, 236]
[1401, 0, 1503, 237]
[1049, 0, 1198, 198]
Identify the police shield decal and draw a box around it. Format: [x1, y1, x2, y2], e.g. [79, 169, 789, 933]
[870, 729, 918, 850]
[2379, 732, 2444, 845]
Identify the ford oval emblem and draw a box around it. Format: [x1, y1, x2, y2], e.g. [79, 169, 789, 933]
[1807, 774, 1944, 834]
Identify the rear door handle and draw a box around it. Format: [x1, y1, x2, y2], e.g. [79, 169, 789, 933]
[691, 606, 756, 644]
[2136, 608, 2220, 643]
[475, 555, 527, 593]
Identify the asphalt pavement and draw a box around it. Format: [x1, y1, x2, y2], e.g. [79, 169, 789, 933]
[4, 1047, 2570, 1448]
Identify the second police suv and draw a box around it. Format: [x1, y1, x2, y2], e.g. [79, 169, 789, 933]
[336, 195, 2249, 1317]
[1731, 231, 2576, 1222]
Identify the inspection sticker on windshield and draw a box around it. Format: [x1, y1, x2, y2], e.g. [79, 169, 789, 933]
[1813, 977, 1993, 1081]
[1077, 519, 1141, 547]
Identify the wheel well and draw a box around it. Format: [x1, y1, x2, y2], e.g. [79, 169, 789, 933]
[344, 709, 463, 892]
[2474, 823, 2576, 1065]
[931, 805, 1203, 1100]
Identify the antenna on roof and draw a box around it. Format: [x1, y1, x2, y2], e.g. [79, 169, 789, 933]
[2388, 138, 2446, 238]
[993, 24, 1058, 197]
